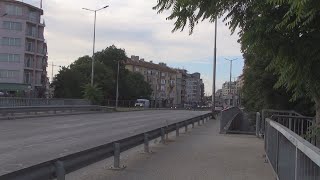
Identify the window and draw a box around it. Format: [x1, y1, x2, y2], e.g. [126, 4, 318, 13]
[2, 37, 21, 46]
[0, 70, 19, 79]
[26, 41, 35, 51]
[6, 5, 23, 16]
[0, 53, 20, 63]
[26, 25, 37, 37]
[25, 56, 34, 68]
[161, 79, 166, 84]
[3, 21, 22, 31]
[161, 85, 165, 91]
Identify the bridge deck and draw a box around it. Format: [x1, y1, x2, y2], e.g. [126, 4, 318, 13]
[68, 118, 275, 180]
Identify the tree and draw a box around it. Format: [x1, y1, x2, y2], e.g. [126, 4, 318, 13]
[153, 0, 320, 124]
[51, 45, 152, 104]
[83, 84, 103, 105]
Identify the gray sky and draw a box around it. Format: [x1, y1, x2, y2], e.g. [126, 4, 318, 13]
[28, 0, 243, 95]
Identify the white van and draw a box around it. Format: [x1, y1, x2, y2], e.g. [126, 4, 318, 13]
[134, 99, 150, 108]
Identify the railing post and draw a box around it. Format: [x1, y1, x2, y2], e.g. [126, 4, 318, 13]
[256, 112, 261, 138]
[192, 121, 195, 128]
[55, 161, 65, 180]
[113, 143, 120, 168]
[176, 123, 180, 137]
[144, 133, 149, 153]
[160, 128, 165, 144]
[198, 118, 201, 126]
[295, 147, 298, 180]
[185, 122, 188, 132]
[276, 130, 279, 174]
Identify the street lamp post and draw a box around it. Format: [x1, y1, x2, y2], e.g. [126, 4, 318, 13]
[212, 17, 217, 113]
[82, 5, 109, 86]
[116, 60, 120, 109]
[225, 58, 238, 106]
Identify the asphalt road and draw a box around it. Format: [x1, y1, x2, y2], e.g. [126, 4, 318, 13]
[0, 110, 208, 175]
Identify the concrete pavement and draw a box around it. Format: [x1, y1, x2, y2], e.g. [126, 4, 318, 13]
[0, 110, 208, 175]
[68, 118, 275, 180]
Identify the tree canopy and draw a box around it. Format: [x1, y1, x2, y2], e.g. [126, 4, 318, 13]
[51, 45, 152, 104]
[154, 0, 320, 121]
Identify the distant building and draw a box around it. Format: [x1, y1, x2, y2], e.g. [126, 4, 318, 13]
[221, 76, 244, 107]
[186, 73, 202, 105]
[125, 56, 178, 108]
[0, 0, 48, 97]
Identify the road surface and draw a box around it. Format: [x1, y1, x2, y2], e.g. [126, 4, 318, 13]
[0, 110, 208, 175]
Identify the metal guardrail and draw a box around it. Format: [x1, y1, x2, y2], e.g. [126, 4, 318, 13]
[0, 98, 91, 107]
[259, 109, 303, 136]
[265, 118, 320, 180]
[0, 105, 112, 119]
[220, 107, 241, 134]
[0, 113, 212, 180]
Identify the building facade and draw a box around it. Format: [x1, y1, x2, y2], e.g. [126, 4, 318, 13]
[125, 56, 178, 108]
[0, 0, 48, 97]
[186, 73, 202, 105]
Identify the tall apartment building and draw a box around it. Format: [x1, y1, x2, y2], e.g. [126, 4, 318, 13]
[186, 73, 202, 104]
[0, 0, 48, 97]
[125, 56, 178, 107]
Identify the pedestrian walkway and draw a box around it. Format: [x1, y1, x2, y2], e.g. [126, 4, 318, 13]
[69, 119, 275, 180]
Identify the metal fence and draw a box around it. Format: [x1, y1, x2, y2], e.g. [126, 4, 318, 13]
[259, 109, 303, 136]
[0, 98, 91, 107]
[0, 113, 212, 180]
[265, 118, 320, 180]
[220, 107, 242, 134]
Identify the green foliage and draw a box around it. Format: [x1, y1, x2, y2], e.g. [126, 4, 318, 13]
[154, 0, 320, 120]
[51, 45, 152, 104]
[83, 84, 103, 105]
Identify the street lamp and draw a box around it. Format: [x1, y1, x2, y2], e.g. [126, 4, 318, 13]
[225, 58, 238, 107]
[212, 17, 217, 113]
[116, 60, 120, 109]
[82, 5, 109, 86]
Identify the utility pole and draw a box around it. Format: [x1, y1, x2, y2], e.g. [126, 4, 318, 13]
[50, 62, 61, 82]
[212, 17, 218, 113]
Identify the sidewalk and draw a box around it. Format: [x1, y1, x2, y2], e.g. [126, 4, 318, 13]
[69, 119, 275, 180]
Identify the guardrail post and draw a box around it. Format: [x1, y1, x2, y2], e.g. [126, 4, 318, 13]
[176, 123, 180, 136]
[144, 133, 149, 153]
[160, 128, 165, 144]
[256, 112, 261, 138]
[55, 161, 65, 180]
[114, 143, 121, 168]
[185, 122, 188, 132]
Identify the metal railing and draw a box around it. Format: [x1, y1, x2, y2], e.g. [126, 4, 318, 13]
[0, 113, 212, 180]
[259, 109, 303, 136]
[0, 98, 91, 107]
[0, 105, 112, 119]
[265, 118, 320, 180]
[220, 107, 241, 134]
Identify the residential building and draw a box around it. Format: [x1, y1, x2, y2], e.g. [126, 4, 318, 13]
[221, 76, 244, 107]
[175, 69, 187, 106]
[200, 79, 204, 104]
[125, 56, 178, 108]
[0, 0, 48, 97]
[186, 72, 202, 105]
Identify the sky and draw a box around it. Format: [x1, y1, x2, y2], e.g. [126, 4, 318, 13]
[26, 0, 244, 96]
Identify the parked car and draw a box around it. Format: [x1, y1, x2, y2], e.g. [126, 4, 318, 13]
[134, 99, 150, 108]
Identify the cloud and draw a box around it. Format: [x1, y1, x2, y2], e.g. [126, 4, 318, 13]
[29, 0, 243, 90]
